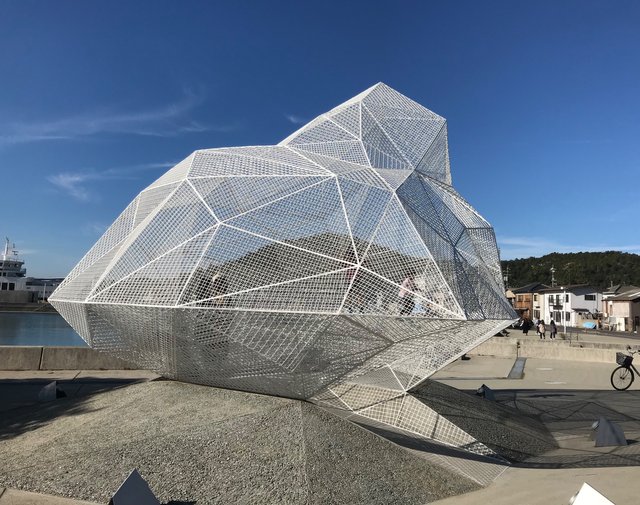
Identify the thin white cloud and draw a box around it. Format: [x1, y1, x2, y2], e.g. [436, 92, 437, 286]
[48, 161, 177, 202]
[48, 173, 93, 201]
[284, 114, 306, 125]
[82, 222, 109, 236]
[0, 88, 236, 146]
[498, 235, 640, 260]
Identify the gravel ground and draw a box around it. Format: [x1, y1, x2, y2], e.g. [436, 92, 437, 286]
[0, 380, 479, 504]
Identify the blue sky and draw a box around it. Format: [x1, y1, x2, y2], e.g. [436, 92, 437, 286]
[1, 0, 639, 277]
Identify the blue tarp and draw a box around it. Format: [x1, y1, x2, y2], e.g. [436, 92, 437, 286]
[583, 322, 597, 329]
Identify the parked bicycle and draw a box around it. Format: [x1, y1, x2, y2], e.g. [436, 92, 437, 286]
[610, 347, 640, 390]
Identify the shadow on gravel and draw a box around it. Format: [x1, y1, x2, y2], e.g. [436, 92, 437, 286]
[0, 378, 140, 441]
[352, 420, 508, 466]
[494, 388, 640, 469]
[401, 381, 640, 470]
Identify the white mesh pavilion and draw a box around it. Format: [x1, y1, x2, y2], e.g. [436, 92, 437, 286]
[50, 83, 516, 464]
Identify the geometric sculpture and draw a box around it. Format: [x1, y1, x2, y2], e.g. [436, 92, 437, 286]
[50, 83, 516, 463]
[569, 483, 615, 505]
[593, 417, 627, 447]
[109, 469, 160, 505]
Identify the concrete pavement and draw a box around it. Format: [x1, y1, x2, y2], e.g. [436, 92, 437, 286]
[430, 354, 640, 505]
[1, 349, 639, 503]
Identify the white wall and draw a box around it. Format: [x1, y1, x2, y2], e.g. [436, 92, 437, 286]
[541, 290, 602, 327]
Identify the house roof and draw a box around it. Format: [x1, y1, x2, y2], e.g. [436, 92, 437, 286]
[608, 287, 640, 302]
[537, 284, 602, 294]
[603, 284, 638, 296]
[511, 283, 550, 294]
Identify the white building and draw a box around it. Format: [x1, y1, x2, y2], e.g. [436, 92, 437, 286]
[538, 285, 602, 329]
[25, 277, 64, 301]
[0, 238, 33, 303]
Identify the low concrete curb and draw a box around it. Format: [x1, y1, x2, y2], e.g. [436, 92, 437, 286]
[40, 347, 133, 370]
[0, 347, 43, 371]
[0, 346, 134, 371]
[469, 337, 625, 363]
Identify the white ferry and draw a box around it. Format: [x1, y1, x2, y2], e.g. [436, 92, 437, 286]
[0, 238, 61, 302]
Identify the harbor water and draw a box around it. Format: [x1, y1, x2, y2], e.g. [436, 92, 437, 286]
[0, 312, 86, 347]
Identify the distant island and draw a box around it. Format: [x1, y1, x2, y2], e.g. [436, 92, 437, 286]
[502, 251, 640, 289]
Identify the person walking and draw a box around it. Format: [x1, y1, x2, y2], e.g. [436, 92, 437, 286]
[539, 320, 546, 339]
[522, 318, 531, 336]
[550, 319, 557, 339]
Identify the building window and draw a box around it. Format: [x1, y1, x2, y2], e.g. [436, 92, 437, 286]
[585, 294, 596, 301]
[566, 311, 571, 322]
[1, 282, 6, 290]
[534, 294, 538, 301]
[565, 294, 569, 302]
[534, 309, 540, 319]
[8, 283, 14, 290]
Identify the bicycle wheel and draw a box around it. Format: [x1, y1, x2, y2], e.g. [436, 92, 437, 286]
[611, 366, 634, 390]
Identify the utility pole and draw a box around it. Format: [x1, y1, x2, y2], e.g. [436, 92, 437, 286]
[503, 266, 509, 288]
[550, 266, 556, 287]
[562, 286, 567, 334]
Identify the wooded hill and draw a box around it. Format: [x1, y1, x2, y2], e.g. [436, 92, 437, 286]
[501, 251, 640, 290]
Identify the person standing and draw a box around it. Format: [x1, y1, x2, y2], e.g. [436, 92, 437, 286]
[522, 318, 531, 336]
[398, 274, 416, 315]
[550, 319, 557, 339]
[539, 320, 546, 339]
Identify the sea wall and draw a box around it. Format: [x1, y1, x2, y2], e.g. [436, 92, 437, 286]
[0, 292, 37, 304]
[0, 302, 57, 312]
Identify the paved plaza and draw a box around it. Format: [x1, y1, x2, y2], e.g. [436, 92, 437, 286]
[1, 346, 640, 504]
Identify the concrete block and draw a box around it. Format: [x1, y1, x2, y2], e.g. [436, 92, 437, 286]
[0, 346, 42, 371]
[40, 347, 134, 370]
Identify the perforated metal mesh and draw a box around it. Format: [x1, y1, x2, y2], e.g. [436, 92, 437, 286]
[51, 83, 516, 458]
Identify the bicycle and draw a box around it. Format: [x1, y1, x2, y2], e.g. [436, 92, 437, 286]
[610, 347, 640, 390]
